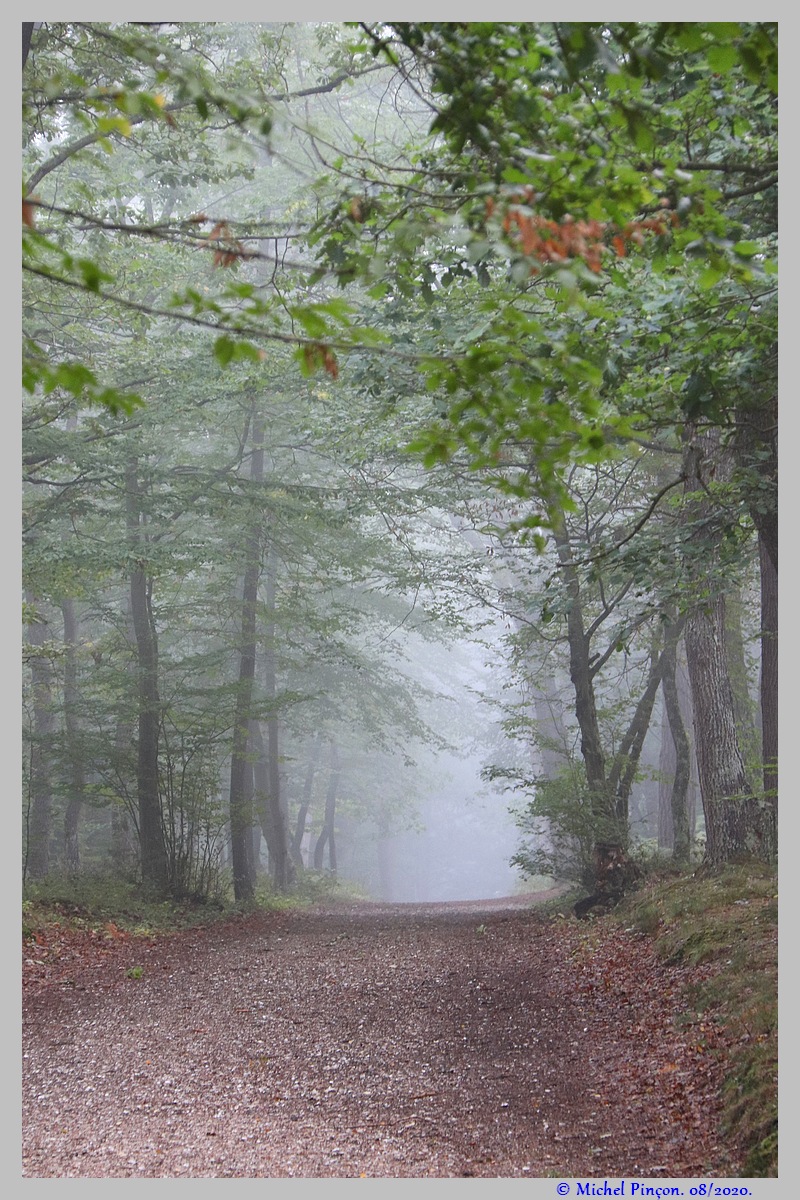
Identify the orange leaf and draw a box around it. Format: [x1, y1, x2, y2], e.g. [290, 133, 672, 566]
[323, 348, 339, 380]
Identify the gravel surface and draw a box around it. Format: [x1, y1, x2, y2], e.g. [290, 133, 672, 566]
[22, 894, 741, 1178]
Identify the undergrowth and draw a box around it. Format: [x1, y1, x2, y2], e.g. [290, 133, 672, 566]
[22, 868, 365, 939]
[617, 863, 778, 1177]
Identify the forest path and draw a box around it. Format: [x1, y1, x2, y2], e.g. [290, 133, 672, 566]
[22, 895, 739, 1178]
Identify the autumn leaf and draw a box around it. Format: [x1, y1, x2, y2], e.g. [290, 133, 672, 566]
[302, 343, 339, 380]
[322, 348, 339, 380]
[206, 220, 248, 268]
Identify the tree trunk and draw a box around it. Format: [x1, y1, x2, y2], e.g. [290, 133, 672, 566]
[657, 698, 676, 851]
[554, 516, 618, 844]
[314, 742, 340, 872]
[262, 542, 292, 890]
[126, 461, 169, 890]
[22, 22, 36, 70]
[228, 415, 264, 903]
[109, 601, 139, 876]
[686, 597, 766, 863]
[723, 586, 761, 794]
[252, 719, 292, 888]
[61, 599, 85, 872]
[758, 534, 777, 855]
[660, 629, 691, 862]
[549, 506, 625, 892]
[735, 383, 777, 573]
[324, 742, 340, 875]
[291, 732, 323, 868]
[682, 427, 767, 864]
[25, 595, 55, 880]
[678, 647, 699, 841]
[607, 619, 684, 828]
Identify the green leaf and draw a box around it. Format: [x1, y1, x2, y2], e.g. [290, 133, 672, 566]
[698, 265, 726, 291]
[706, 44, 739, 73]
[76, 258, 112, 292]
[213, 335, 264, 365]
[733, 242, 760, 258]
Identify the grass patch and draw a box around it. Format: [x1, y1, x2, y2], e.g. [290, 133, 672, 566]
[617, 863, 778, 1177]
[22, 868, 372, 940]
[22, 873, 235, 938]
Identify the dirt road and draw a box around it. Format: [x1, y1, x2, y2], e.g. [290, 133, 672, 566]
[22, 896, 740, 1178]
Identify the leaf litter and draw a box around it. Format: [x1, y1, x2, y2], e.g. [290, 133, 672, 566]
[23, 895, 742, 1178]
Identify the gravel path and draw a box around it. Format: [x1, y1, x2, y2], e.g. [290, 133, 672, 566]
[22, 895, 741, 1178]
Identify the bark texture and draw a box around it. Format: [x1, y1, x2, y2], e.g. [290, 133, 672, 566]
[229, 414, 265, 902]
[126, 461, 169, 889]
[660, 631, 691, 862]
[682, 428, 770, 865]
[314, 741, 340, 873]
[261, 542, 292, 890]
[25, 595, 55, 880]
[61, 600, 85, 872]
[758, 535, 777, 852]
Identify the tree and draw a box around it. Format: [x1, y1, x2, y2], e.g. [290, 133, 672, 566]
[23, 597, 56, 880]
[22, 21, 776, 899]
[60, 599, 86, 871]
[228, 406, 265, 902]
[681, 429, 774, 863]
[328, 21, 778, 879]
[658, 623, 692, 863]
[125, 457, 170, 888]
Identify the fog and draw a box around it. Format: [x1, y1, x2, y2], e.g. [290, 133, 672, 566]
[372, 750, 521, 903]
[328, 614, 527, 903]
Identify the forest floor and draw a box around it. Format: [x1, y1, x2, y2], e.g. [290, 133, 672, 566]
[22, 888, 752, 1179]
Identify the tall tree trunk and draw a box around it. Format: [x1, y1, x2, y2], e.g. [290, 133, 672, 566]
[249, 754, 263, 877]
[735, 383, 777, 573]
[228, 555, 258, 900]
[25, 594, 55, 880]
[550, 512, 611, 818]
[324, 742, 340, 875]
[228, 414, 264, 903]
[678, 647, 699, 841]
[682, 428, 767, 865]
[660, 628, 691, 863]
[291, 732, 323, 868]
[126, 461, 169, 889]
[262, 542, 292, 890]
[549, 506, 630, 894]
[252, 719, 293, 888]
[22, 22, 37, 70]
[686, 598, 765, 862]
[657, 699, 676, 851]
[61, 599, 85, 872]
[734, 382, 777, 852]
[110, 600, 139, 875]
[758, 534, 778, 856]
[608, 619, 683, 828]
[314, 742, 340, 872]
[723, 586, 761, 794]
